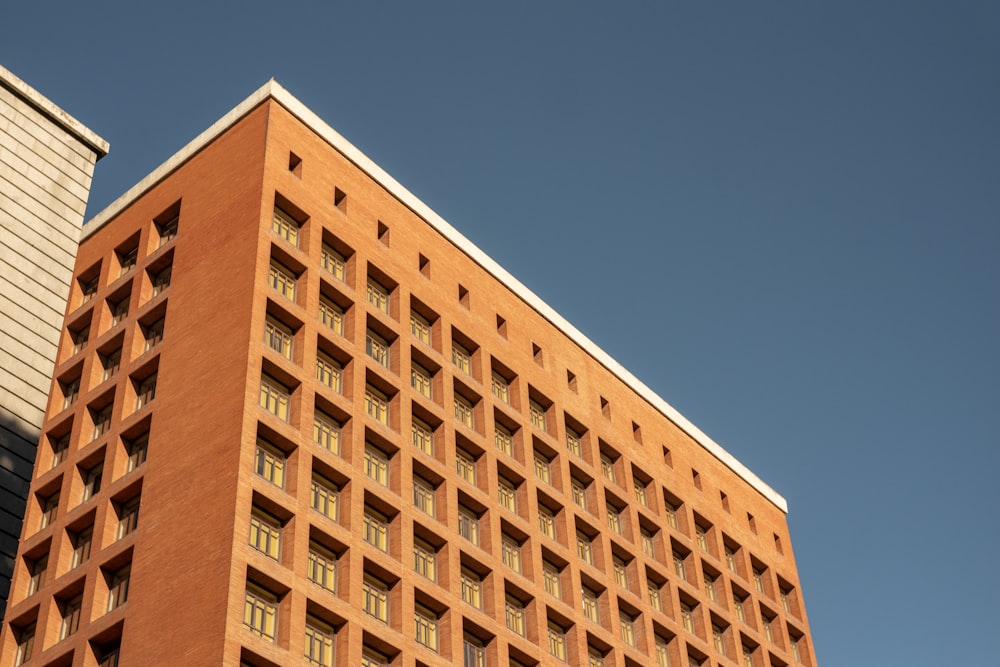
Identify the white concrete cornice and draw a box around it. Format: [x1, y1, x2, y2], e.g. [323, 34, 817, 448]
[0, 64, 109, 158]
[83, 79, 789, 513]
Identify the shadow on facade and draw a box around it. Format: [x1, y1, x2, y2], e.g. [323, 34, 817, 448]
[0, 409, 41, 622]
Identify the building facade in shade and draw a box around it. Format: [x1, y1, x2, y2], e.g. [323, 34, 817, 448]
[0, 81, 816, 667]
[0, 65, 108, 620]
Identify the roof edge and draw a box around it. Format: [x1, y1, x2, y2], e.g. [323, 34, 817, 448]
[0, 64, 109, 158]
[82, 79, 789, 513]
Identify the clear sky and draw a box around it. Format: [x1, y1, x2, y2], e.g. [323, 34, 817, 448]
[4, 2, 998, 665]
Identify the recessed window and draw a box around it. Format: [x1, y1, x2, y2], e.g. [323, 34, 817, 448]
[543, 561, 561, 598]
[249, 509, 282, 560]
[60, 594, 83, 639]
[91, 404, 113, 441]
[456, 449, 476, 484]
[641, 528, 656, 558]
[491, 372, 510, 404]
[27, 555, 47, 594]
[305, 617, 335, 666]
[151, 265, 172, 297]
[413, 477, 436, 517]
[566, 428, 582, 457]
[110, 295, 129, 328]
[259, 375, 290, 421]
[39, 492, 59, 529]
[80, 275, 99, 304]
[313, 411, 341, 455]
[494, 424, 513, 456]
[135, 373, 157, 410]
[362, 576, 389, 623]
[321, 244, 346, 282]
[308, 543, 337, 593]
[411, 416, 434, 456]
[461, 568, 483, 609]
[81, 462, 103, 501]
[102, 348, 122, 382]
[733, 594, 747, 622]
[363, 508, 389, 552]
[50, 433, 70, 469]
[458, 284, 470, 308]
[647, 581, 663, 611]
[377, 221, 390, 246]
[365, 386, 389, 426]
[411, 363, 433, 400]
[13, 622, 35, 665]
[414, 604, 439, 651]
[143, 317, 165, 351]
[72, 324, 90, 354]
[243, 584, 278, 640]
[680, 602, 695, 634]
[117, 246, 138, 277]
[547, 623, 567, 662]
[366, 279, 390, 315]
[157, 216, 178, 246]
[315, 353, 342, 394]
[606, 504, 622, 535]
[704, 573, 718, 601]
[272, 207, 300, 247]
[311, 474, 340, 522]
[458, 506, 480, 546]
[413, 538, 437, 580]
[576, 532, 594, 565]
[613, 556, 628, 588]
[334, 187, 347, 210]
[71, 528, 92, 568]
[505, 595, 526, 636]
[452, 342, 472, 375]
[363, 445, 389, 486]
[538, 505, 556, 539]
[672, 551, 688, 581]
[498, 478, 517, 513]
[366, 330, 390, 368]
[454, 395, 475, 429]
[620, 612, 637, 647]
[268, 261, 297, 301]
[529, 400, 547, 431]
[464, 635, 486, 667]
[571, 478, 589, 511]
[288, 153, 302, 176]
[116, 497, 140, 539]
[410, 311, 431, 345]
[713, 624, 727, 656]
[318, 297, 344, 335]
[502, 535, 522, 573]
[61, 377, 80, 410]
[264, 317, 294, 359]
[106, 564, 131, 611]
[600, 453, 616, 482]
[581, 586, 599, 622]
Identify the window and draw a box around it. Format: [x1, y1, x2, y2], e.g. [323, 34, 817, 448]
[62, 378, 80, 409]
[607, 505, 622, 535]
[71, 324, 90, 354]
[14, 623, 34, 666]
[464, 635, 486, 667]
[456, 450, 477, 484]
[620, 613, 636, 647]
[414, 605, 439, 651]
[494, 424, 513, 455]
[672, 552, 687, 581]
[135, 373, 157, 409]
[547, 623, 567, 662]
[781, 587, 794, 614]
[713, 624, 727, 655]
[410, 311, 431, 345]
[791, 637, 802, 663]
[316, 353, 342, 394]
[365, 387, 389, 425]
[305, 618, 336, 666]
[581, 587, 599, 622]
[655, 638, 672, 667]
[249, 510, 281, 560]
[505, 596, 526, 636]
[82, 463, 103, 501]
[461, 568, 482, 609]
[92, 404, 113, 440]
[762, 615, 774, 643]
[364, 508, 389, 552]
[491, 372, 510, 404]
[308, 544, 337, 593]
[40, 492, 59, 529]
[27, 556, 46, 594]
[600, 454, 615, 482]
[254, 440, 285, 487]
[634, 481, 648, 507]
[71, 528, 92, 568]
[311, 475, 340, 521]
[107, 565, 130, 611]
[753, 568, 765, 594]
[498, 478, 517, 513]
[704, 574, 717, 602]
[613, 557, 628, 588]
[321, 244, 345, 281]
[366, 330, 390, 368]
[571, 479, 588, 511]
[576, 532, 594, 565]
[452, 342, 472, 374]
[319, 297, 344, 335]
[144, 317, 164, 350]
[362, 577, 389, 622]
[61, 594, 82, 639]
[538, 506, 556, 539]
[102, 348, 121, 381]
[269, 261, 296, 300]
[412, 417, 434, 456]
[543, 562, 561, 598]
[50, 434, 70, 469]
[742, 646, 755, 667]
[648, 581, 663, 611]
[588, 650, 605, 667]
[81, 276, 99, 303]
[259, 375, 290, 421]
[501, 536, 521, 573]
[126, 434, 148, 471]
[732, 595, 748, 623]
[272, 207, 299, 246]
[566, 429, 582, 457]
[411, 363, 433, 399]
[313, 412, 341, 455]
[665, 502, 678, 529]
[151, 265, 172, 296]
[641, 528, 656, 558]
[534, 452, 552, 484]
[725, 547, 738, 574]
[680, 603, 695, 634]
[364, 445, 389, 486]
[111, 296, 129, 327]
[696, 525, 709, 552]
[243, 585, 277, 640]
[362, 648, 388, 667]
[413, 539, 437, 580]
[366, 279, 389, 314]
[413, 478, 435, 516]
[529, 400, 546, 431]
[264, 317, 293, 359]
[116, 497, 139, 538]
[118, 247, 137, 276]
[158, 216, 178, 245]
[455, 395, 475, 429]
[459, 507, 480, 545]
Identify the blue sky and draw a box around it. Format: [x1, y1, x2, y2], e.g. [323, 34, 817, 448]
[4, 2, 999, 664]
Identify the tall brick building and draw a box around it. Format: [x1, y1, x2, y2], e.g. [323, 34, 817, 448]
[0, 81, 816, 667]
